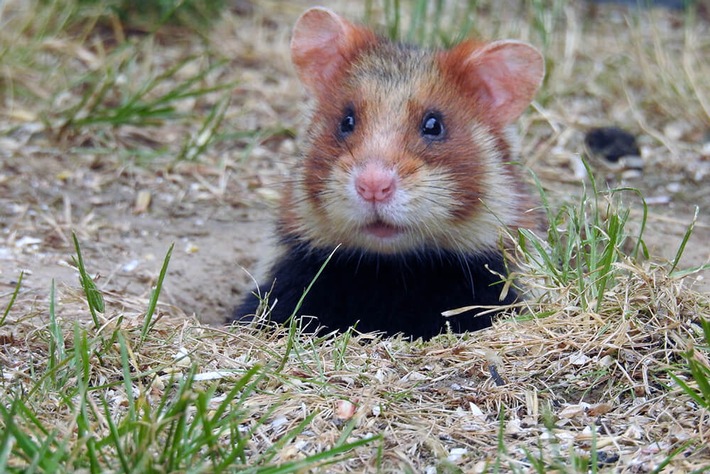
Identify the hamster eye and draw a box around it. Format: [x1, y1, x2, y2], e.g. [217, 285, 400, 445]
[339, 108, 356, 136]
[421, 112, 444, 139]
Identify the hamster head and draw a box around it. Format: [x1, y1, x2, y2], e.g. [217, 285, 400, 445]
[280, 7, 545, 255]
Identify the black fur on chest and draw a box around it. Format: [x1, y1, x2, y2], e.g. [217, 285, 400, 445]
[233, 240, 517, 340]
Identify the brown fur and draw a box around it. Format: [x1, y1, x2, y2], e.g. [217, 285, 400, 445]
[280, 7, 545, 255]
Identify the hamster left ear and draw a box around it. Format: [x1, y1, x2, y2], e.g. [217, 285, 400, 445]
[445, 40, 545, 125]
[290, 7, 377, 98]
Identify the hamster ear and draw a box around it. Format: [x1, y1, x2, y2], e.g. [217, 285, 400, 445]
[445, 40, 545, 125]
[290, 7, 376, 97]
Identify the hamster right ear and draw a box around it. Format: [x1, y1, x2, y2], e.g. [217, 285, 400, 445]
[441, 39, 544, 126]
[290, 7, 376, 97]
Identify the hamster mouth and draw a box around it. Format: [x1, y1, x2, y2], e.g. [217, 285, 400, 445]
[362, 220, 403, 239]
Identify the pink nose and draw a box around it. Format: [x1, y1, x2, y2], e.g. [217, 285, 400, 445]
[355, 166, 396, 203]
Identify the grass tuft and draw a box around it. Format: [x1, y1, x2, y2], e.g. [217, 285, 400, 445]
[0, 240, 381, 471]
[54, 54, 232, 140]
[366, 0, 479, 46]
[517, 165, 649, 314]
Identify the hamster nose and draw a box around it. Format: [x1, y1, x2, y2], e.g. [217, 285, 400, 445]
[355, 166, 397, 203]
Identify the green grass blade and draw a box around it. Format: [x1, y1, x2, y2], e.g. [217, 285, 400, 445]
[140, 242, 174, 342]
[254, 434, 382, 474]
[72, 325, 101, 473]
[0, 398, 63, 472]
[179, 94, 230, 161]
[670, 206, 698, 274]
[494, 405, 507, 473]
[0, 401, 18, 469]
[670, 263, 710, 278]
[650, 440, 696, 474]
[590, 424, 598, 474]
[256, 411, 319, 465]
[100, 395, 130, 473]
[71, 232, 104, 328]
[48, 279, 66, 375]
[668, 374, 705, 406]
[117, 332, 136, 423]
[0, 271, 23, 326]
[276, 245, 340, 374]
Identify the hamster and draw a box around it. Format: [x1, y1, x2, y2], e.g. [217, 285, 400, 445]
[230, 7, 545, 340]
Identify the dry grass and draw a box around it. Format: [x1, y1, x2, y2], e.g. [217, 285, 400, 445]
[1, 0, 709, 472]
[3, 256, 708, 471]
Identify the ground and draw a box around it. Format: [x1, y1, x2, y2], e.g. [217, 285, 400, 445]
[1, 0, 709, 472]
